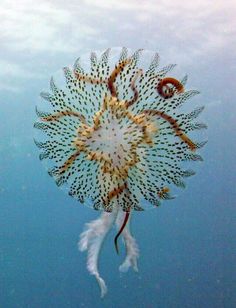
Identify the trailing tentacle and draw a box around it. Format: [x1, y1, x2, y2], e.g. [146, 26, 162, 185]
[78, 208, 119, 298]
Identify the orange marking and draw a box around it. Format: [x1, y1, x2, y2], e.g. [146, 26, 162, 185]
[106, 183, 128, 204]
[41, 111, 86, 123]
[158, 187, 170, 198]
[58, 151, 80, 174]
[142, 109, 196, 151]
[75, 59, 131, 97]
[157, 77, 184, 99]
[108, 58, 131, 97]
[74, 72, 107, 85]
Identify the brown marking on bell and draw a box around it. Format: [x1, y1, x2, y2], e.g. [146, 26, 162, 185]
[107, 58, 132, 97]
[143, 135, 153, 145]
[111, 155, 140, 179]
[113, 167, 128, 179]
[116, 165, 127, 176]
[179, 134, 196, 151]
[103, 164, 114, 175]
[118, 101, 127, 109]
[105, 182, 128, 205]
[99, 152, 111, 163]
[74, 139, 86, 150]
[86, 151, 110, 163]
[58, 151, 80, 174]
[77, 124, 93, 136]
[80, 129, 91, 138]
[102, 95, 109, 110]
[146, 122, 158, 134]
[130, 114, 146, 125]
[125, 156, 138, 168]
[101, 162, 129, 179]
[101, 164, 108, 173]
[87, 151, 101, 161]
[142, 110, 196, 151]
[41, 110, 86, 123]
[125, 69, 143, 107]
[102, 166, 111, 175]
[76, 128, 83, 135]
[93, 113, 101, 127]
[74, 72, 108, 85]
[136, 126, 151, 146]
[108, 96, 118, 106]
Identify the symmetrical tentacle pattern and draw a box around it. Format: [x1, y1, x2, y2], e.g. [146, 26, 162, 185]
[35, 48, 206, 297]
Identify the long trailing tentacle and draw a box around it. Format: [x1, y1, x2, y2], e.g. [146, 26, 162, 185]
[114, 209, 130, 254]
[115, 209, 139, 272]
[78, 208, 119, 298]
[141, 109, 197, 151]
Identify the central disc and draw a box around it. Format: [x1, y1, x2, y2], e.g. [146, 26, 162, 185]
[75, 95, 149, 177]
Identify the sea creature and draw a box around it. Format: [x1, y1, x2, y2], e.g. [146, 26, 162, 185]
[34, 47, 206, 297]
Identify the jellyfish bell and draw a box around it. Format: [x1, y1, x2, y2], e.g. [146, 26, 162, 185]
[34, 47, 206, 297]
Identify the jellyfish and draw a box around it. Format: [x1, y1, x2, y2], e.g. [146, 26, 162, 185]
[34, 48, 206, 297]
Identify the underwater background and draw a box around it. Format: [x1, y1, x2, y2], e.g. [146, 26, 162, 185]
[0, 0, 235, 307]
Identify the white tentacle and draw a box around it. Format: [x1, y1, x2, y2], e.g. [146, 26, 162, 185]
[115, 209, 139, 273]
[78, 208, 118, 298]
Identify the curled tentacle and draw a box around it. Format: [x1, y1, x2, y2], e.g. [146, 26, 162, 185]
[157, 77, 184, 98]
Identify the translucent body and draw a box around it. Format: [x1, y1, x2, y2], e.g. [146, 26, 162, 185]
[35, 48, 206, 297]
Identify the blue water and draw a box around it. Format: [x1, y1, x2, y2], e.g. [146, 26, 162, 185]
[0, 1, 235, 307]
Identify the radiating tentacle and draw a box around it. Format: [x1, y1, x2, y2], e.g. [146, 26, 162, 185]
[115, 209, 139, 272]
[78, 208, 118, 298]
